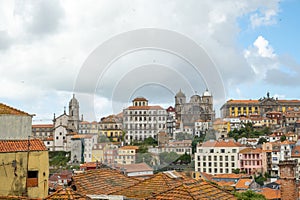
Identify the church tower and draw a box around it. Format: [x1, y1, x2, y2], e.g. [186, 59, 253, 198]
[68, 94, 80, 132]
[175, 89, 186, 122]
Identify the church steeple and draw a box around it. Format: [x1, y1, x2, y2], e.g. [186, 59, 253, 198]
[68, 94, 80, 131]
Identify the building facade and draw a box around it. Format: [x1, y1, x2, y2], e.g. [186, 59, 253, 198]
[195, 139, 245, 175]
[220, 92, 300, 118]
[175, 89, 214, 128]
[123, 97, 167, 144]
[0, 139, 49, 199]
[0, 103, 33, 139]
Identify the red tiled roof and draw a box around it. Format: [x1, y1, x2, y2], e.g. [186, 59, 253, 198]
[147, 180, 236, 200]
[71, 168, 140, 195]
[127, 105, 164, 110]
[239, 147, 262, 154]
[202, 140, 243, 148]
[133, 97, 148, 102]
[45, 187, 91, 199]
[226, 100, 259, 104]
[213, 174, 245, 179]
[291, 146, 300, 157]
[0, 139, 47, 152]
[116, 163, 153, 173]
[0, 103, 31, 116]
[119, 145, 139, 150]
[235, 179, 253, 189]
[112, 172, 189, 198]
[32, 124, 53, 128]
[258, 188, 280, 200]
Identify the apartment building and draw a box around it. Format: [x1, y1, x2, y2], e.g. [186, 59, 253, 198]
[195, 139, 245, 175]
[123, 97, 167, 144]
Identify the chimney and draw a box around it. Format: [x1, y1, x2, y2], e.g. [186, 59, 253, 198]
[278, 160, 298, 200]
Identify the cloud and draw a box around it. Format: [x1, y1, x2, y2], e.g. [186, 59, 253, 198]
[0, 0, 291, 120]
[244, 35, 279, 79]
[250, 8, 278, 28]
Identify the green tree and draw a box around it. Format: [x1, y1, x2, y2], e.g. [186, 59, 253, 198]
[144, 137, 158, 146]
[192, 135, 205, 154]
[255, 174, 267, 186]
[280, 135, 286, 142]
[235, 190, 266, 200]
[138, 145, 148, 153]
[232, 168, 240, 174]
[176, 153, 191, 164]
[257, 137, 267, 145]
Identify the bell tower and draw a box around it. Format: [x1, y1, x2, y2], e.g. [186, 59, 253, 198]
[68, 94, 80, 132]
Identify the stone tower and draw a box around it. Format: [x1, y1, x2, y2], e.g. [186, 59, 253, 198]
[278, 160, 298, 200]
[68, 94, 80, 132]
[175, 89, 186, 122]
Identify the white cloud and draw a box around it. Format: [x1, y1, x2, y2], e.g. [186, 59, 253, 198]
[0, 0, 289, 120]
[244, 35, 279, 79]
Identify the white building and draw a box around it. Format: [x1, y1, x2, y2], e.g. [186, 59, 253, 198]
[195, 139, 245, 175]
[194, 120, 209, 137]
[123, 97, 167, 144]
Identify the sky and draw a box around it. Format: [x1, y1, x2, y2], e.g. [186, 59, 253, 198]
[0, 0, 299, 123]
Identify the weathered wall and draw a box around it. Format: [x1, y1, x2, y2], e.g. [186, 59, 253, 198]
[0, 151, 49, 199]
[0, 115, 32, 139]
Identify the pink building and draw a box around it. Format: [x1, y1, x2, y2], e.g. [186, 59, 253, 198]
[238, 148, 263, 175]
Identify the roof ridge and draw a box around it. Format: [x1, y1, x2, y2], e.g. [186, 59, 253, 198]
[0, 102, 31, 116]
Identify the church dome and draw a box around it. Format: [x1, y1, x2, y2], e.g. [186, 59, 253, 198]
[176, 89, 186, 97]
[203, 89, 211, 96]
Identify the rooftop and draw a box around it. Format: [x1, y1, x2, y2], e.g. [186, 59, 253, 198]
[0, 103, 31, 116]
[0, 139, 47, 152]
[45, 187, 91, 200]
[71, 168, 140, 195]
[147, 180, 236, 200]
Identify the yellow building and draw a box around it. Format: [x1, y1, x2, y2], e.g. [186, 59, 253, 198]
[99, 114, 123, 142]
[116, 146, 139, 165]
[0, 139, 49, 199]
[221, 93, 300, 118]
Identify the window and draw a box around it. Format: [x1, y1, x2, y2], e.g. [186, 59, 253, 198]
[232, 149, 237, 153]
[221, 149, 225, 153]
[27, 171, 38, 187]
[210, 149, 214, 153]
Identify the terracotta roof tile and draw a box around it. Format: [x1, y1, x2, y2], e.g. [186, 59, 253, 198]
[127, 106, 164, 110]
[71, 168, 140, 195]
[258, 188, 280, 199]
[226, 100, 259, 104]
[291, 146, 300, 157]
[45, 187, 91, 199]
[235, 179, 253, 189]
[202, 140, 243, 148]
[213, 174, 244, 179]
[133, 97, 148, 101]
[115, 163, 153, 173]
[112, 172, 189, 199]
[146, 180, 236, 200]
[119, 145, 139, 150]
[0, 139, 47, 152]
[0, 103, 31, 116]
[239, 147, 262, 154]
[32, 124, 53, 128]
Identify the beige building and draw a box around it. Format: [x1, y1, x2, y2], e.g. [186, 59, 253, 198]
[123, 97, 167, 144]
[220, 92, 300, 118]
[0, 103, 33, 139]
[195, 139, 245, 175]
[32, 124, 53, 139]
[116, 146, 139, 165]
[98, 114, 123, 142]
[0, 139, 49, 199]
